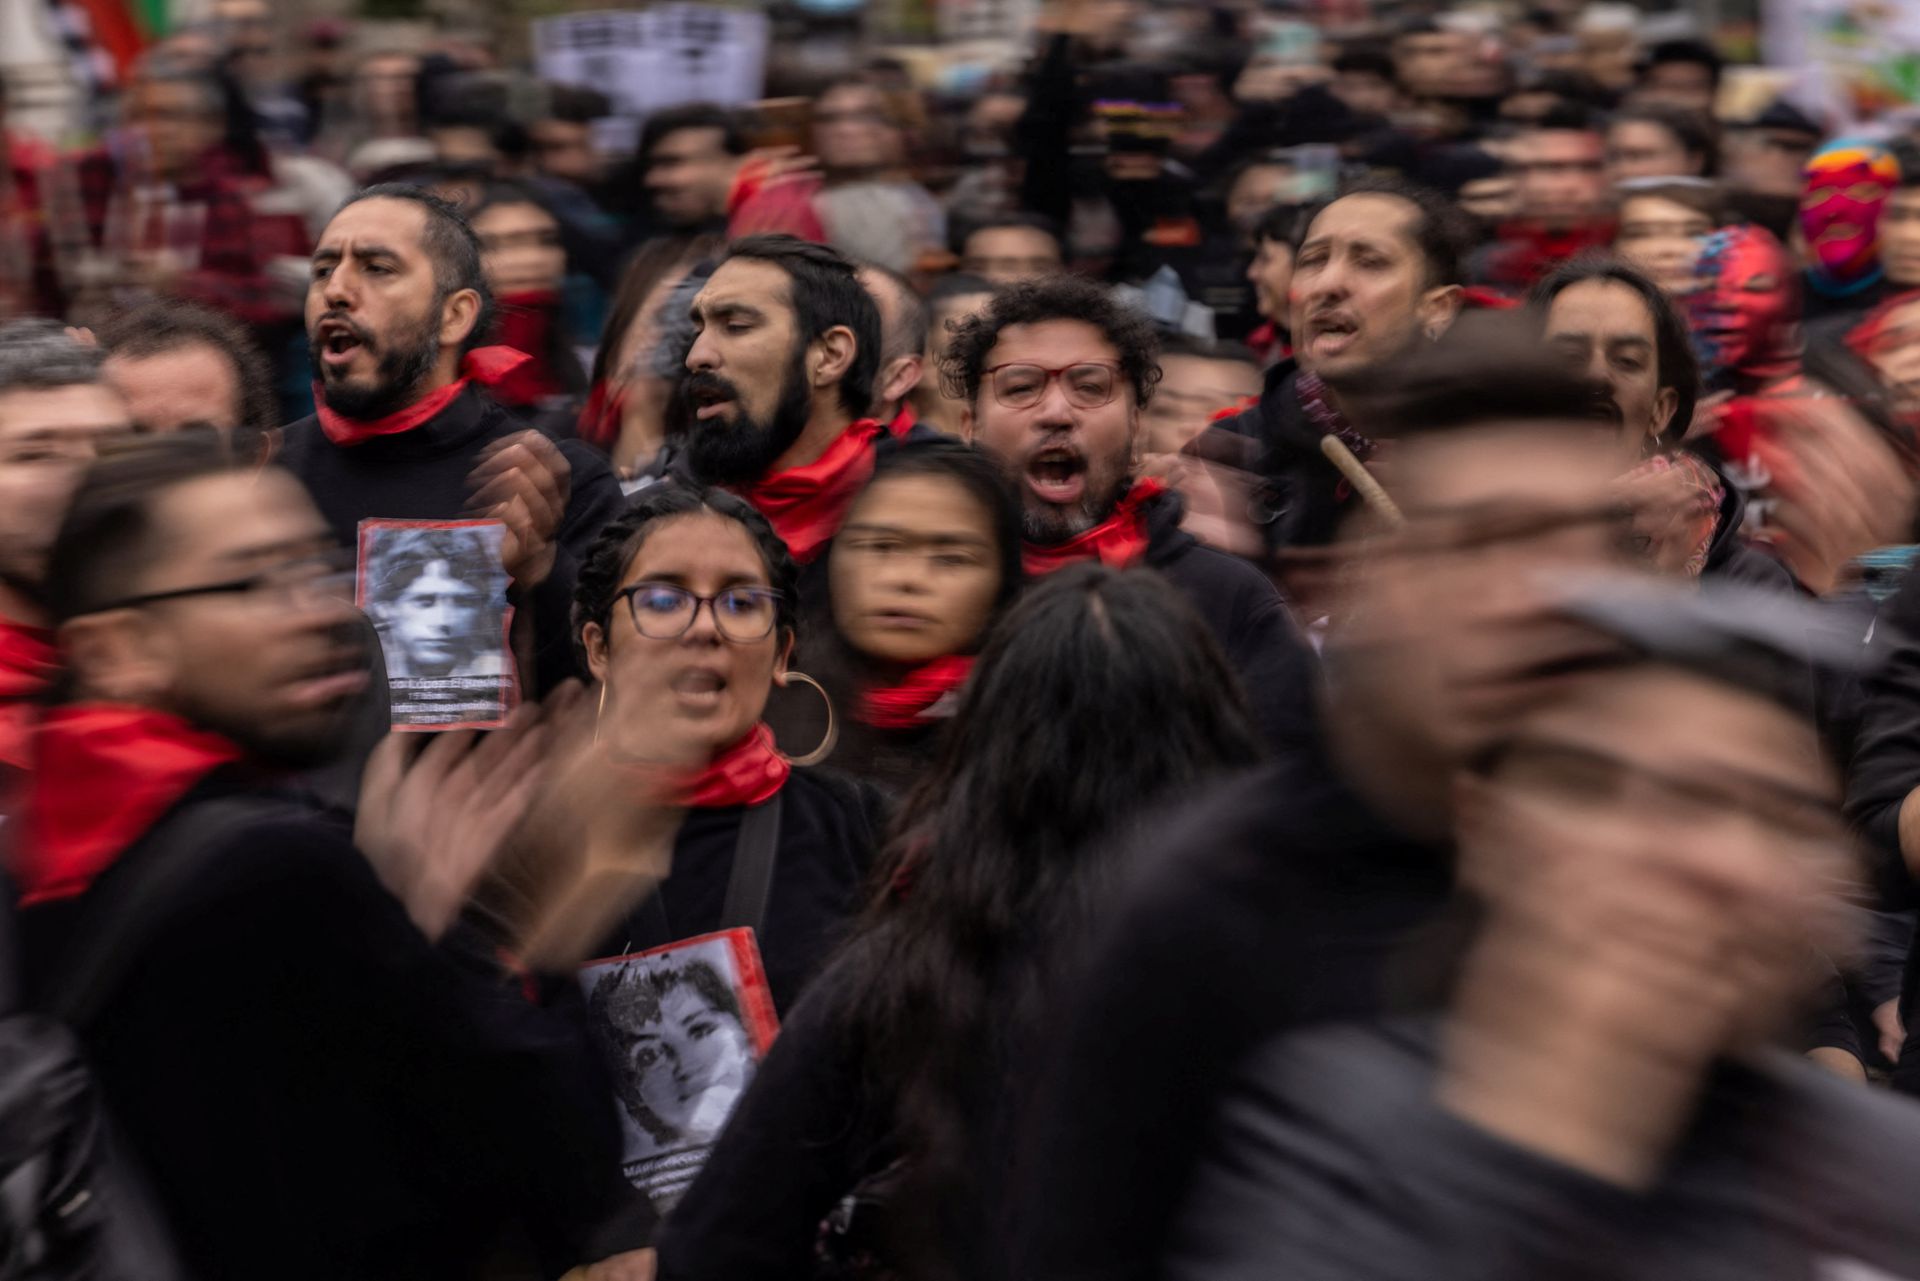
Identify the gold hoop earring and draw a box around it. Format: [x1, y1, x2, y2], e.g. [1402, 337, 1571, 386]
[593, 680, 608, 745]
[778, 671, 837, 767]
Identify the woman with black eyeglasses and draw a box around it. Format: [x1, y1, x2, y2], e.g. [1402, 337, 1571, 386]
[570, 480, 883, 1013]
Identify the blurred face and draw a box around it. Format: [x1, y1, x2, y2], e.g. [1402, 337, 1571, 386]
[1394, 31, 1470, 99]
[814, 86, 897, 174]
[1247, 235, 1294, 322]
[308, 197, 474, 419]
[1515, 129, 1610, 230]
[1291, 194, 1454, 386]
[1639, 61, 1716, 115]
[87, 470, 367, 768]
[1544, 279, 1677, 450]
[646, 126, 737, 228]
[128, 79, 221, 178]
[1606, 119, 1696, 182]
[357, 54, 419, 122]
[1880, 187, 1920, 289]
[430, 126, 498, 172]
[680, 258, 814, 485]
[831, 473, 1003, 666]
[1328, 421, 1634, 773]
[1142, 353, 1261, 456]
[1226, 163, 1295, 232]
[380, 561, 482, 672]
[1462, 664, 1851, 1047]
[629, 984, 751, 1140]
[531, 119, 600, 186]
[1615, 194, 1714, 294]
[1332, 69, 1398, 117]
[105, 344, 242, 436]
[964, 319, 1137, 544]
[0, 384, 126, 591]
[961, 226, 1062, 286]
[1724, 128, 1818, 199]
[1459, 172, 1520, 224]
[472, 201, 565, 297]
[585, 513, 789, 758]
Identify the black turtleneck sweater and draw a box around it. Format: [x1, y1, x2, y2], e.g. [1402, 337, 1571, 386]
[278, 384, 625, 692]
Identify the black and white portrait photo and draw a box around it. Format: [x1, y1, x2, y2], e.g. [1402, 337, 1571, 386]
[580, 932, 777, 1210]
[355, 519, 513, 729]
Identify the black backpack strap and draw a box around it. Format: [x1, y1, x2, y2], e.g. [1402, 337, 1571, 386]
[49, 797, 285, 1028]
[719, 791, 784, 936]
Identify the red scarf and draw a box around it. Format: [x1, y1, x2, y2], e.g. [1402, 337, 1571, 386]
[577, 379, 625, 451]
[1022, 478, 1165, 577]
[0, 619, 57, 773]
[313, 346, 538, 446]
[886, 405, 918, 439]
[12, 704, 245, 905]
[491, 291, 566, 404]
[613, 722, 791, 810]
[737, 420, 882, 564]
[858, 655, 973, 729]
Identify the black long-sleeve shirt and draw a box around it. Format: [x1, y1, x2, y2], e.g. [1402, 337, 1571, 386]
[1167, 1020, 1920, 1281]
[277, 384, 626, 693]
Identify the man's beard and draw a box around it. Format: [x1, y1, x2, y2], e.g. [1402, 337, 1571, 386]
[311, 302, 442, 421]
[1019, 464, 1133, 545]
[673, 345, 814, 486]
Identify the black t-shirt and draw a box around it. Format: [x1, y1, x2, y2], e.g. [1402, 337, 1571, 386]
[591, 768, 885, 1014]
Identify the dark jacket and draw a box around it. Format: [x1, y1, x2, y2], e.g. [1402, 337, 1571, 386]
[277, 384, 626, 692]
[18, 772, 648, 1281]
[1701, 458, 1800, 593]
[1139, 487, 1320, 754]
[1004, 751, 1453, 1281]
[593, 768, 885, 1014]
[1212, 358, 1354, 551]
[1166, 1021, 1920, 1281]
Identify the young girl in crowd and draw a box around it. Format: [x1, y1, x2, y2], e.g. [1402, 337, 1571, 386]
[814, 438, 1024, 794]
[652, 563, 1266, 1280]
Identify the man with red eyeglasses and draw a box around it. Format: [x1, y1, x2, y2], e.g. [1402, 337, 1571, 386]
[947, 274, 1315, 751]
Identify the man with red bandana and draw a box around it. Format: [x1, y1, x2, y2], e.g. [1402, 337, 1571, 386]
[0, 322, 130, 796]
[673, 235, 935, 568]
[277, 185, 624, 691]
[949, 274, 1315, 751]
[1800, 138, 1901, 327]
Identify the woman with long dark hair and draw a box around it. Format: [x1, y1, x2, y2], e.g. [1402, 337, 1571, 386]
[804, 438, 1024, 794]
[653, 562, 1266, 1280]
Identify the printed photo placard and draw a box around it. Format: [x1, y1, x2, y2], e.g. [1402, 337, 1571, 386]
[355, 519, 516, 730]
[579, 929, 780, 1213]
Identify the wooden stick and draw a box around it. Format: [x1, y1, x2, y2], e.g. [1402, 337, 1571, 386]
[1318, 434, 1405, 527]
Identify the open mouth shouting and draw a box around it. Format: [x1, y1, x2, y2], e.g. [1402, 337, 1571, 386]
[1303, 309, 1361, 362]
[1025, 443, 1087, 506]
[314, 315, 374, 375]
[670, 664, 730, 714]
[684, 373, 741, 424]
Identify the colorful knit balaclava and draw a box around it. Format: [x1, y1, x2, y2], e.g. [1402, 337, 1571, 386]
[1800, 138, 1901, 287]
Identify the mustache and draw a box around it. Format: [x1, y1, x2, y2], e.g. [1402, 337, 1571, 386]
[313, 312, 375, 347]
[680, 371, 741, 402]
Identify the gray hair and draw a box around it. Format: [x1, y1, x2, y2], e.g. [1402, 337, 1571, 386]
[0, 320, 106, 397]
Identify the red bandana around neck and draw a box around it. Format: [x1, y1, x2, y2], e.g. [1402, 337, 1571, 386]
[737, 420, 882, 564]
[858, 655, 973, 730]
[611, 722, 791, 810]
[491, 291, 566, 404]
[0, 619, 58, 773]
[886, 406, 918, 439]
[13, 703, 245, 905]
[313, 345, 537, 446]
[1022, 477, 1166, 577]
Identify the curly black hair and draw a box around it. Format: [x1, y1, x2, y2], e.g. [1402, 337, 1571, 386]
[938, 276, 1163, 409]
[571, 480, 800, 669]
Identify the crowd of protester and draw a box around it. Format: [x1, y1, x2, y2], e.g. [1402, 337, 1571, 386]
[11, 0, 1920, 1277]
